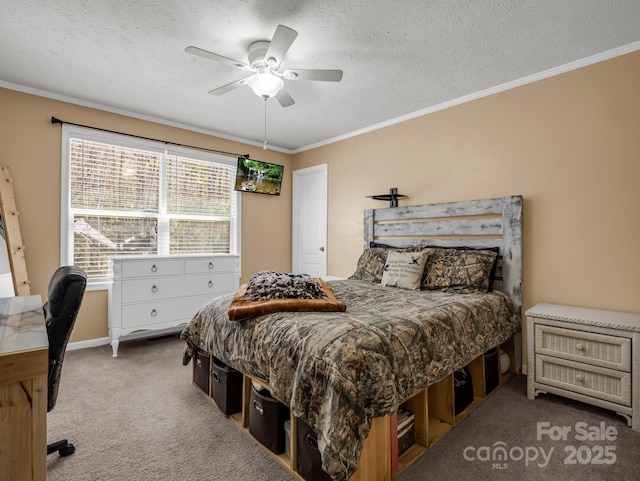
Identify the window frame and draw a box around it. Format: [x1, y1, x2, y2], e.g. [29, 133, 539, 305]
[60, 125, 241, 291]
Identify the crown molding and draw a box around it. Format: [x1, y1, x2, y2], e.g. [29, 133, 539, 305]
[292, 40, 640, 154]
[0, 80, 293, 154]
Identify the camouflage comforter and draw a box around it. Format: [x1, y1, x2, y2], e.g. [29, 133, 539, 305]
[181, 279, 519, 481]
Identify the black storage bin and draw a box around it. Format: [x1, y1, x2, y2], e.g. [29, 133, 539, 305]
[193, 348, 211, 395]
[484, 348, 500, 394]
[211, 357, 243, 415]
[296, 418, 332, 481]
[249, 385, 290, 454]
[454, 368, 474, 415]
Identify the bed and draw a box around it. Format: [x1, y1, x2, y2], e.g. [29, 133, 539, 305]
[181, 195, 523, 481]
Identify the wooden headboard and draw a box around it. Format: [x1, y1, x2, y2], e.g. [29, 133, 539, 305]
[364, 195, 523, 320]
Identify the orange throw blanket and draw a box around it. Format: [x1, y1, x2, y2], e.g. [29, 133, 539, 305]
[227, 278, 346, 321]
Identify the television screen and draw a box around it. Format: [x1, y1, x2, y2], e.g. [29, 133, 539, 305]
[234, 157, 284, 196]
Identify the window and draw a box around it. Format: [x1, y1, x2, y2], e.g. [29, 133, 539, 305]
[61, 126, 240, 289]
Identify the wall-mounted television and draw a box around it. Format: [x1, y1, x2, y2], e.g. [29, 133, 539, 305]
[234, 157, 284, 196]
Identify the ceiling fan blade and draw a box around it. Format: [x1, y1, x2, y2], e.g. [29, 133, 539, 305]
[275, 88, 295, 108]
[185, 46, 248, 70]
[208, 77, 249, 96]
[264, 25, 298, 66]
[283, 69, 343, 82]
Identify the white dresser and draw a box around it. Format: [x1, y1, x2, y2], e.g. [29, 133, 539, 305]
[108, 254, 239, 357]
[526, 303, 640, 431]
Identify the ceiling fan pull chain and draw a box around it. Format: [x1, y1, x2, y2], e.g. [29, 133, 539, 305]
[263, 99, 268, 150]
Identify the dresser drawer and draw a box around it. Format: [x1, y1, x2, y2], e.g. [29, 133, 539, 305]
[176, 273, 237, 298]
[121, 294, 214, 329]
[122, 273, 237, 303]
[536, 354, 631, 407]
[184, 257, 236, 274]
[121, 259, 183, 278]
[534, 324, 631, 371]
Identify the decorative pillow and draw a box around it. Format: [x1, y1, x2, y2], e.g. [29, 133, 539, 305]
[245, 270, 327, 300]
[349, 246, 425, 283]
[423, 248, 498, 293]
[426, 245, 500, 291]
[348, 247, 393, 283]
[380, 250, 428, 290]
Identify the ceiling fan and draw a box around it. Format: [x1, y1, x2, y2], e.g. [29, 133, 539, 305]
[185, 25, 343, 107]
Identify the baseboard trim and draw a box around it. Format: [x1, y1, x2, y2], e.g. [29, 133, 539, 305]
[67, 337, 111, 351]
[67, 326, 185, 351]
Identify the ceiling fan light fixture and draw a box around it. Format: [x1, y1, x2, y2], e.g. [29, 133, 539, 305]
[246, 73, 284, 99]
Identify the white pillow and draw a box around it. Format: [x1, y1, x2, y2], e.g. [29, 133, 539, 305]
[380, 250, 428, 290]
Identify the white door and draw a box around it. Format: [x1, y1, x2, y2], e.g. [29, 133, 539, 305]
[292, 164, 327, 277]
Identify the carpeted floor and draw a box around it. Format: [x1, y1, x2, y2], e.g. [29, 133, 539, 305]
[47, 335, 639, 481]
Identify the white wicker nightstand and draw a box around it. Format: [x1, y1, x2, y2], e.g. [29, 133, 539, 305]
[526, 303, 640, 431]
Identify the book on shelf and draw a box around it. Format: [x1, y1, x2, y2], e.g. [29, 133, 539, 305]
[396, 408, 415, 433]
[397, 421, 414, 440]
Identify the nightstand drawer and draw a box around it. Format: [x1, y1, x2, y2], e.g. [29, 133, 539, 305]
[536, 354, 631, 407]
[535, 324, 631, 371]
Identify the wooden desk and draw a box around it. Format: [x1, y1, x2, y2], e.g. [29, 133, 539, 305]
[0, 296, 47, 481]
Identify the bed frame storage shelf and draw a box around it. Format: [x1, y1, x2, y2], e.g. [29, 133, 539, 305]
[192, 337, 516, 481]
[109, 254, 239, 357]
[396, 389, 428, 474]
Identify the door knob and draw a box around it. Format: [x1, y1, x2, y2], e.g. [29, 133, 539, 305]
[319, 247, 325, 252]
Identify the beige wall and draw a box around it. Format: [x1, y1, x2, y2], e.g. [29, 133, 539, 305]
[0, 88, 292, 342]
[294, 51, 640, 351]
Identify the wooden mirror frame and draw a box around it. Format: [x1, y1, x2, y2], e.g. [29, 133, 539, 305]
[0, 165, 30, 296]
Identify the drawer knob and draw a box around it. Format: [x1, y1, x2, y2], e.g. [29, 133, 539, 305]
[151, 308, 158, 317]
[575, 343, 585, 351]
[151, 264, 158, 272]
[208, 262, 214, 269]
[575, 374, 584, 383]
[151, 285, 158, 293]
[208, 280, 213, 288]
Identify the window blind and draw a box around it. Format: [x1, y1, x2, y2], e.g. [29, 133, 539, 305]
[63, 127, 239, 285]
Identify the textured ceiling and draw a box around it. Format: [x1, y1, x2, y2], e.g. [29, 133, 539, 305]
[1, 1, 639, 152]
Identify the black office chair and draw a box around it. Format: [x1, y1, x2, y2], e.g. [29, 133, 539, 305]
[45, 265, 87, 457]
